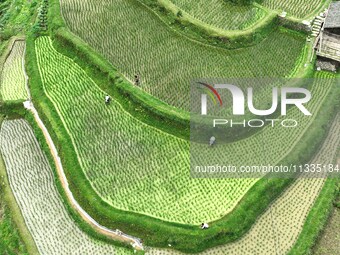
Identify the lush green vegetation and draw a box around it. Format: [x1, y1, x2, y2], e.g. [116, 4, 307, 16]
[0, 39, 35, 255]
[60, 0, 305, 111]
[288, 180, 337, 255]
[0, 0, 337, 254]
[147, 114, 340, 254]
[165, 0, 327, 30]
[0, 195, 28, 255]
[0, 40, 27, 101]
[0, 0, 40, 40]
[168, 0, 266, 30]
[26, 32, 339, 252]
[35, 36, 334, 225]
[0, 118, 134, 255]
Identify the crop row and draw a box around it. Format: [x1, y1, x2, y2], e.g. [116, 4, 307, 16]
[147, 113, 340, 254]
[35, 36, 334, 225]
[261, 0, 325, 18]
[60, 0, 305, 111]
[168, 0, 266, 31]
[0, 40, 27, 101]
[0, 119, 133, 255]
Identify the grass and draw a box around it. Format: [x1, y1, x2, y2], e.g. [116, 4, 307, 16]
[0, 0, 39, 40]
[154, 0, 328, 41]
[25, 0, 340, 251]
[125, 0, 279, 49]
[60, 0, 306, 111]
[0, 101, 140, 253]
[0, 202, 28, 255]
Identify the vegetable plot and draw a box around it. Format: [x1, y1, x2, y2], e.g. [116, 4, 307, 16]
[35, 36, 334, 225]
[0, 40, 28, 101]
[0, 119, 133, 255]
[60, 0, 304, 110]
[147, 113, 340, 254]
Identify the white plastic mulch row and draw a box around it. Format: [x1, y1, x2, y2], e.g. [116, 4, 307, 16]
[0, 119, 132, 255]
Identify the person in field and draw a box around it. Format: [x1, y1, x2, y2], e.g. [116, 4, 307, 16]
[105, 95, 111, 104]
[134, 73, 140, 86]
[209, 136, 216, 146]
[201, 223, 209, 229]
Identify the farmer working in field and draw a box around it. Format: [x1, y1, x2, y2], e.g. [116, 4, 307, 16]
[134, 73, 140, 86]
[105, 95, 111, 104]
[201, 223, 209, 229]
[209, 136, 216, 146]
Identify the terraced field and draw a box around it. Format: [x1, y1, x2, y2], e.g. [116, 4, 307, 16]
[260, 0, 326, 18]
[61, 0, 305, 110]
[167, 0, 266, 30]
[1, 0, 338, 254]
[147, 113, 340, 254]
[0, 119, 133, 255]
[0, 40, 27, 101]
[35, 36, 335, 225]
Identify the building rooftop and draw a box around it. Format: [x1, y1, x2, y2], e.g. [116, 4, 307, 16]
[324, 1, 340, 28]
[317, 32, 340, 62]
